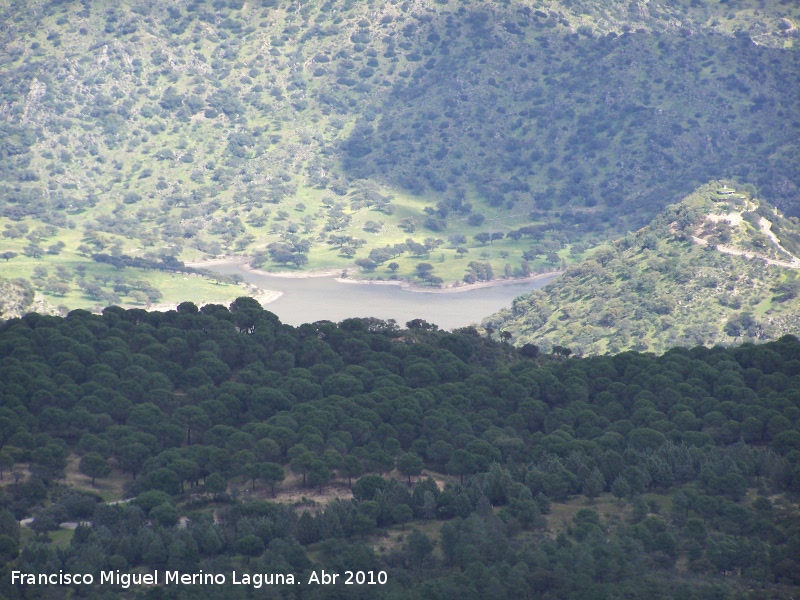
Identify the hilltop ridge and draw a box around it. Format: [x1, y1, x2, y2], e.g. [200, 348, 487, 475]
[484, 181, 800, 355]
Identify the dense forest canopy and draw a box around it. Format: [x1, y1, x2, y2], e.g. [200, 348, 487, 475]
[0, 302, 798, 598]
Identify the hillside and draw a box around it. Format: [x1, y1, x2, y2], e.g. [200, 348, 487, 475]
[0, 278, 36, 318]
[1, 0, 799, 310]
[484, 181, 800, 355]
[1, 305, 799, 598]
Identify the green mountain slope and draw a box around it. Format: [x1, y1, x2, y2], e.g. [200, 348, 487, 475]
[0, 0, 799, 310]
[484, 181, 800, 355]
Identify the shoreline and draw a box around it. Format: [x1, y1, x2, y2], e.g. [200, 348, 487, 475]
[126, 282, 283, 312]
[188, 256, 562, 294]
[333, 270, 562, 294]
[187, 256, 343, 279]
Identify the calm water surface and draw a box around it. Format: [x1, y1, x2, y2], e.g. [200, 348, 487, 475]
[206, 261, 558, 330]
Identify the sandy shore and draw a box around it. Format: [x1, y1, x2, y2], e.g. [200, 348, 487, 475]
[244, 264, 344, 279]
[134, 284, 282, 313]
[186, 256, 343, 279]
[333, 270, 563, 294]
[188, 255, 562, 294]
[184, 255, 250, 268]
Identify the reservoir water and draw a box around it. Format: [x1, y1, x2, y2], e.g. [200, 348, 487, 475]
[204, 261, 559, 330]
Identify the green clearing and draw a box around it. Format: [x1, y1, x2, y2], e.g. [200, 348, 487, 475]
[1, 248, 256, 315]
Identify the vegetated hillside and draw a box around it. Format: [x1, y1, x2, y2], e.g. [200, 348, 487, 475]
[485, 181, 800, 356]
[0, 0, 799, 311]
[1, 303, 799, 598]
[0, 278, 37, 319]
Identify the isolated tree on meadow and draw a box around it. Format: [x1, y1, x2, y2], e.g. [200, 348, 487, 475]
[474, 232, 491, 245]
